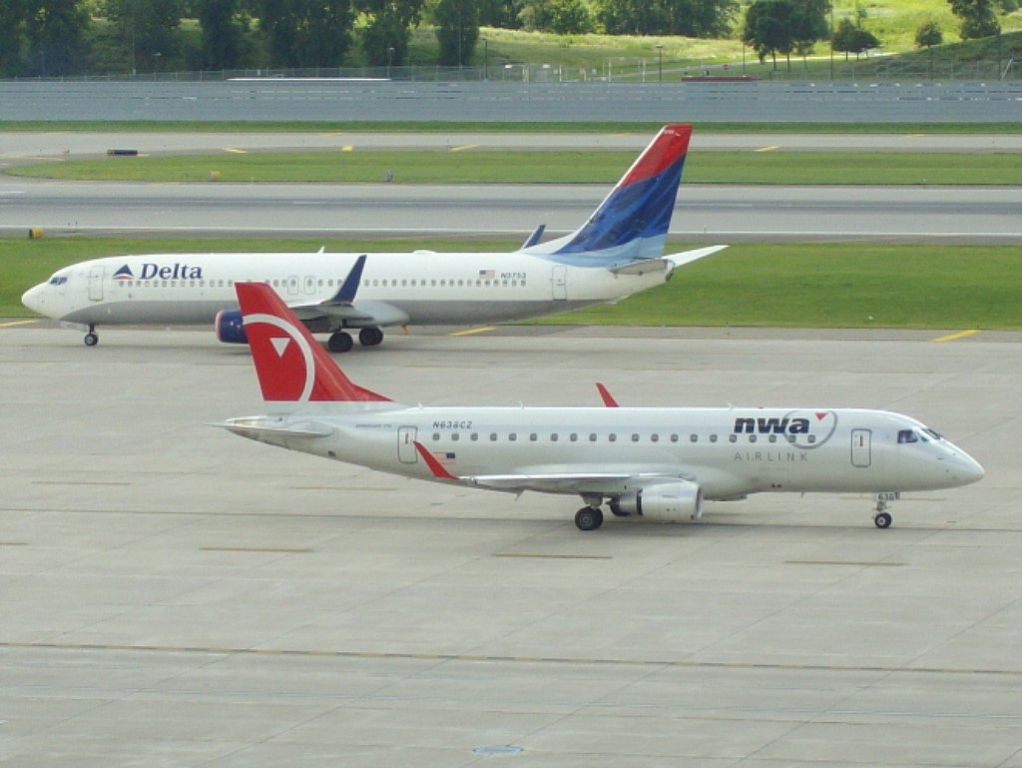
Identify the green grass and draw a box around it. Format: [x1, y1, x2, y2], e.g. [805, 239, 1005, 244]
[2, 121, 1021, 134]
[11, 150, 1022, 185]
[538, 243, 1022, 329]
[6, 237, 1021, 329]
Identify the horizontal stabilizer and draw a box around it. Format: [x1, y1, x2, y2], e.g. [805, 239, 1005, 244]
[608, 257, 670, 276]
[216, 417, 335, 439]
[664, 244, 728, 269]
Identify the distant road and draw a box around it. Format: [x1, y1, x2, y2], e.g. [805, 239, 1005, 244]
[2, 130, 1021, 163]
[3, 80, 1022, 123]
[1, 177, 1018, 243]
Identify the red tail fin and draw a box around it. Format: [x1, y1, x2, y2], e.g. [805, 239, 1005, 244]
[235, 282, 390, 404]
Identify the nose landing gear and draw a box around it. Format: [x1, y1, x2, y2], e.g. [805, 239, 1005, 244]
[872, 492, 899, 529]
[83, 324, 98, 346]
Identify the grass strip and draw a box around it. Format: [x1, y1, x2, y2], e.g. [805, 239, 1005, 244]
[9, 150, 1022, 185]
[1, 120, 1021, 135]
[5, 237, 1020, 329]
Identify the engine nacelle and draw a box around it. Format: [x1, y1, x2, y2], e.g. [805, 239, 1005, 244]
[215, 309, 247, 344]
[614, 481, 703, 523]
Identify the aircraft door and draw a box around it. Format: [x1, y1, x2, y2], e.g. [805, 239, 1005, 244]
[88, 267, 104, 301]
[286, 275, 300, 296]
[552, 265, 567, 300]
[398, 426, 418, 464]
[851, 429, 871, 468]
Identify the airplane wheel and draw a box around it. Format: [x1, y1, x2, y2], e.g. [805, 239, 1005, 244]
[574, 507, 604, 531]
[609, 499, 629, 517]
[327, 331, 353, 353]
[874, 512, 893, 529]
[84, 332, 99, 347]
[359, 327, 384, 347]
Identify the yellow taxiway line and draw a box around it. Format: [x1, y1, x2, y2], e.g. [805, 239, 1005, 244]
[932, 329, 981, 343]
[0, 319, 37, 328]
[449, 326, 495, 337]
[754, 145, 780, 152]
[449, 144, 478, 152]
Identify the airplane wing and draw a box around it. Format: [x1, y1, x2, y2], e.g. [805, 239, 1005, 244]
[412, 444, 678, 495]
[462, 473, 675, 495]
[286, 255, 409, 328]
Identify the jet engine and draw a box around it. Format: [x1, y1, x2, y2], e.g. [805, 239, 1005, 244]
[215, 309, 247, 344]
[613, 481, 703, 523]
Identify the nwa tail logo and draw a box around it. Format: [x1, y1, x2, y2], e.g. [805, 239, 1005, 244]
[113, 264, 134, 281]
[733, 410, 837, 449]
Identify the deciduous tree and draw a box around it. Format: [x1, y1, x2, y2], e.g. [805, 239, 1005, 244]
[948, 0, 1000, 39]
[432, 0, 479, 64]
[742, 0, 796, 69]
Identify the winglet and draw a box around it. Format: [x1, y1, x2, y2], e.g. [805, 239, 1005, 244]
[236, 282, 390, 404]
[596, 382, 619, 407]
[329, 254, 367, 304]
[521, 224, 546, 249]
[413, 441, 459, 481]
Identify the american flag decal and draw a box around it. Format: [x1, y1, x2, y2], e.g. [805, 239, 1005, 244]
[432, 451, 456, 465]
[478, 269, 495, 280]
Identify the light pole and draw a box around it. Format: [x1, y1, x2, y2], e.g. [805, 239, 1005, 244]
[656, 43, 664, 83]
[387, 46, 394, 79]
[483, 38, 488, 80]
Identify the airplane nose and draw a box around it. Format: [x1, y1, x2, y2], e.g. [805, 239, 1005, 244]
[21, 284, 45, 314]
[959, 453, 985, 485]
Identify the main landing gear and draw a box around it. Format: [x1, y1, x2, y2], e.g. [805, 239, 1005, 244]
[326, 327, 384, 353]
[574, 506, 604, 531]
[83, 324, 98, 347]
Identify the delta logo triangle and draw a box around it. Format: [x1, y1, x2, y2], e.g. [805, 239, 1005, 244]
[112, 264, 134, 281]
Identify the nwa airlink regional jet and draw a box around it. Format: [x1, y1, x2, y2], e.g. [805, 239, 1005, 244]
[220, 282, 985, 532]
[21, 124, 724, 351]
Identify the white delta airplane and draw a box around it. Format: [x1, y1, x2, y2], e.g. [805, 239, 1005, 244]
[21, 124, 725, 351]
[220, 282, 985, 532]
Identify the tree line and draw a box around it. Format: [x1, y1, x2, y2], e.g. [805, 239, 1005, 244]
[0, 0, 1011, 78]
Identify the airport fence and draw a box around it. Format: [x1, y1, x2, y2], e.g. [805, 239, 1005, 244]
[8, 54, 1021, 84]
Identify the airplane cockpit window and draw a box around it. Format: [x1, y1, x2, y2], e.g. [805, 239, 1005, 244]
[923, 428, 943, 441]
[898, 429, 936, 444]
[48, 276, 68, 286]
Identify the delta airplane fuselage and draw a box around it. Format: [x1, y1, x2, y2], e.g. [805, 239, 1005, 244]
[22, 124, 720, 351]
[23, 249, 667, 328]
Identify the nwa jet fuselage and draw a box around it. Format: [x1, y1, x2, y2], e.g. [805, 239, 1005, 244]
[221, 282, 985, 532]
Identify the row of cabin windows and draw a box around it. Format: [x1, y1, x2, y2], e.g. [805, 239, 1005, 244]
[116, 277, 523, 289]
[431, 432, 818, 445]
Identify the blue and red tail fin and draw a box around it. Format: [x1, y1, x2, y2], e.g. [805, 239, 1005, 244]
[235, 282, 391, 408]
[524, 124, 691, 267]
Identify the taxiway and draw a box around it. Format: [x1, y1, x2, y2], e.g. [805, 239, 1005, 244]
[1, 324, 1019, 767]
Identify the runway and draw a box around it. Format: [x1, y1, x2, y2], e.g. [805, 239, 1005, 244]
[2, 323, 1019, 767]
[2, 176, 1020, 243]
